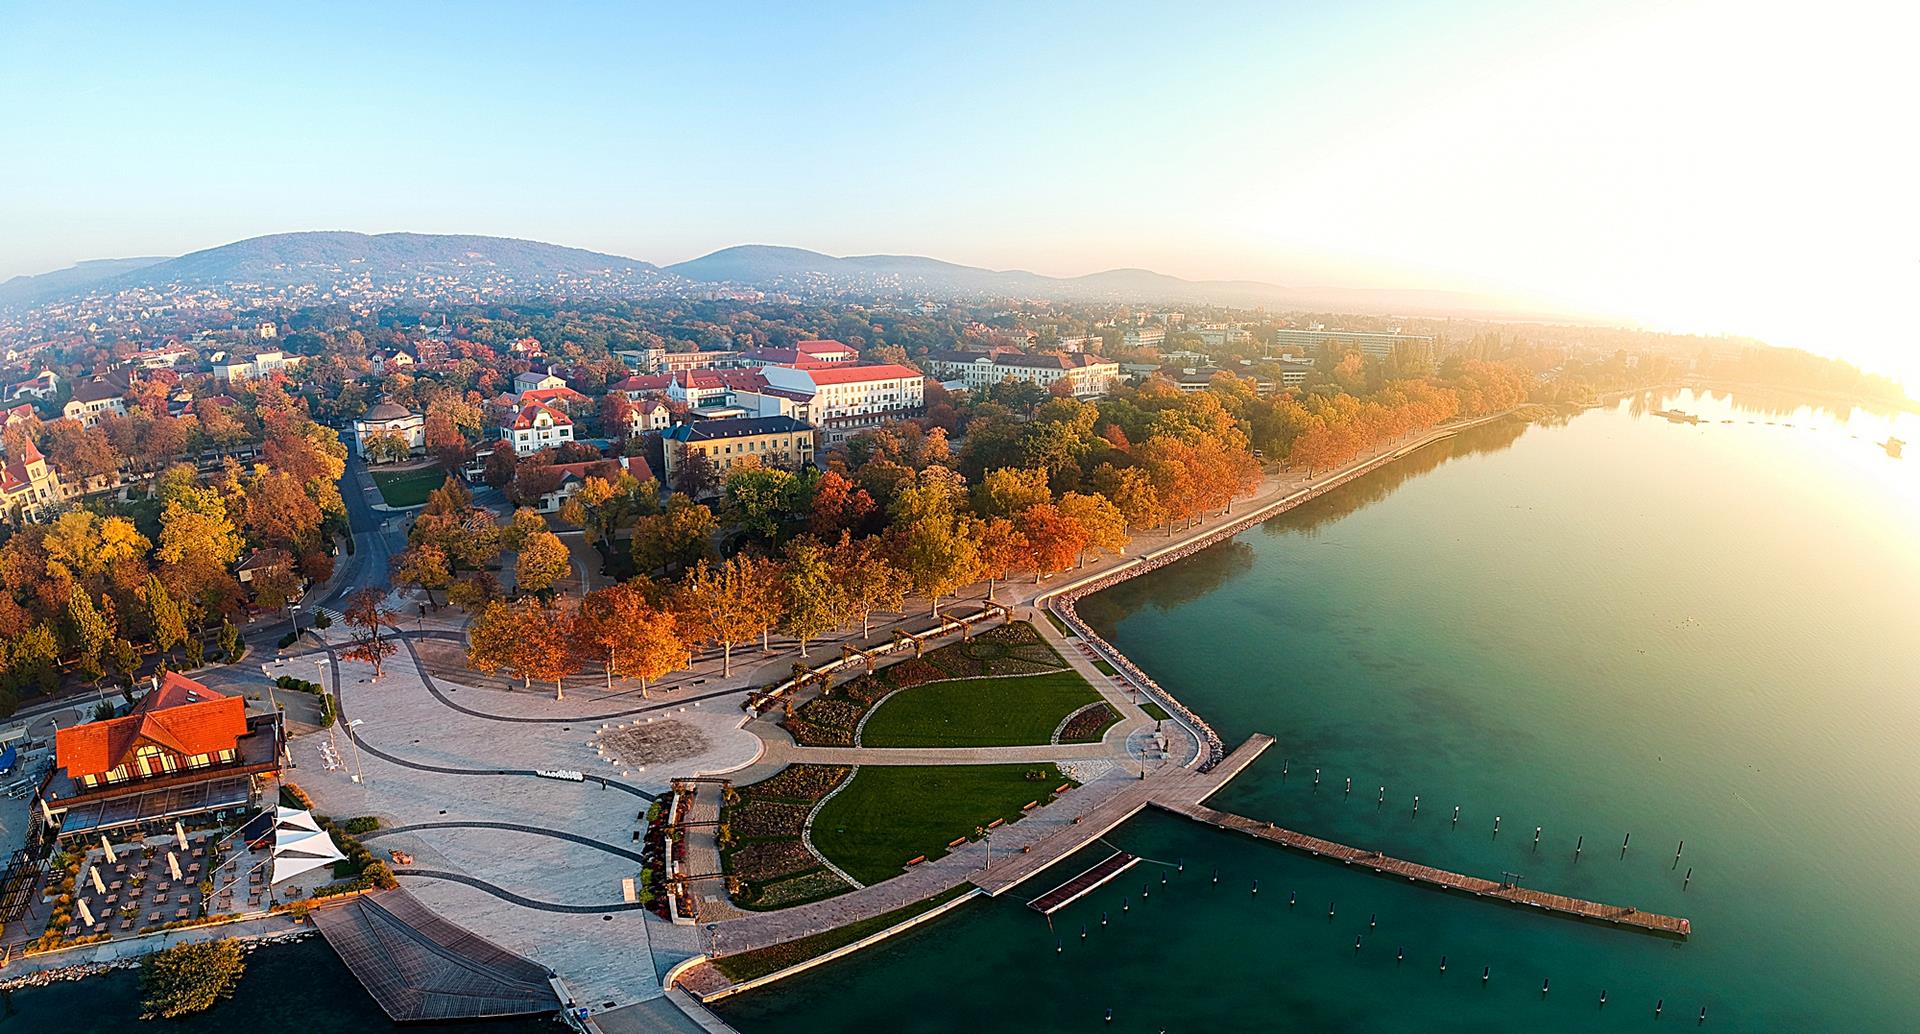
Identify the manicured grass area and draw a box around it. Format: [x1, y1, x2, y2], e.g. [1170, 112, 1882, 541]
[1042, 610, 1071, 635]
[1090, 657, 1118, 676]
[811, 764, 1070, 885]
[1140, 700, 1173, 722]
[859, 670, 1100, 748]
[713, 885, 974, 983]
[370, 466, 446, 507]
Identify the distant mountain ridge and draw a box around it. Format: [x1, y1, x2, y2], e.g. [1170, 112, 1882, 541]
[668, 244, 1523, 315]
[6, 231, 1531, 318]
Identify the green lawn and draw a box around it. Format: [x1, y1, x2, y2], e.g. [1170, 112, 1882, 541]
[713, 885, 974, 983]
[859, 670, 1100, 748]
[1140, 700, 1173, 722]
[811, 764, 1068, 884]
[370, 467, 447, 507]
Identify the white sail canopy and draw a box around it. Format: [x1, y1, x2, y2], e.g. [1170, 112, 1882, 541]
[269, 808, 345, 884]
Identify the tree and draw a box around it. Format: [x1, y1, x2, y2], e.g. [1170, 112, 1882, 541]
[779, 538, 843, 657]
[808, 469, 875, 538]
[67, 585, 113, 683]
[833, 535, 908, 636]
[140, 939, 246, 1020]
[672, 557, 766, 677]
[145, 574, 188, 662]
[890, 471, 980, 615]
[391, 544, 452, 605]
[724, 465, 799, 542]
[446, 571, 503, 613]
[631, 496, 716, 577]
[514, 528, 572, 597]
[362, 430, 412, 465]
[341, 587, 398, 679]
[974, 466, 1050, 517]
[578, 582, 685, 695]
[482, 445, 519, 488]
[1016, 503, 1086, 582]
[671, 449, 720, 498]
[468, 598, 575, 698]
[975, 516, 1027, 595]
[1058, 492, 1129, 567]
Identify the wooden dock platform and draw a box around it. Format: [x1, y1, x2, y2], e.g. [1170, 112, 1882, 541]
[1027, 851, 1140, 914]
[1163, 802, 1691, 938]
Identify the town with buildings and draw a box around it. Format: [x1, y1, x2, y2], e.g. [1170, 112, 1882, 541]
[0, 248, 1860, 1033]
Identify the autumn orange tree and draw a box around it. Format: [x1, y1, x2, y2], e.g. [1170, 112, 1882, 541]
[578, 582, 686, 695]
[1015, 503, 1086, 582]
[467, 596, 575, 699]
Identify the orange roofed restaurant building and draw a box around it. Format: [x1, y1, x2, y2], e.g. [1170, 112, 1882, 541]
[37, 673, 283, 844]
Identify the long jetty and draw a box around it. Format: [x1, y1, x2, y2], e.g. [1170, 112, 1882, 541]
[1162, 801, 1691, 938]
[975, 736, 1689, 939]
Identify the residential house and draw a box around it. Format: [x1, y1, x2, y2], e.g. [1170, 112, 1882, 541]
[500, 401, 575, 457]
[531, 456, 656, 514]
[4, 369, 59, 401]
[62, 371, 130, 427]
[0, 438, 63, 524]
[512, 369, 567, 394]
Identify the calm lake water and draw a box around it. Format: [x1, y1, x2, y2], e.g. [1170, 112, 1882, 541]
[716, 387, 1920, 1033]
[14, 388, 1917, 1032]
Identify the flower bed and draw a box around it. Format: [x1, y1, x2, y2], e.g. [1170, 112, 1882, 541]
[878, 658, 944, 688]
[729, 801, 809, 839]
[728, 841, 823, 883]
[739, 764, 849, 804]
[781, 718, 852, 747]
[741, 869, 852, 911]
[1058, 703, 1121, 744]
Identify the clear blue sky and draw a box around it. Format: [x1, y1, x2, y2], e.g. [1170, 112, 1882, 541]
[2, 1, 1914, 382]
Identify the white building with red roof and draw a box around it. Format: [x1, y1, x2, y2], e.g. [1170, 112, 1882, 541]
[500, 401, 575, 457]
[739, 363, 926, 442]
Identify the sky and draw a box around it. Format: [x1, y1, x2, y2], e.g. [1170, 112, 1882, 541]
[2, 1, 1915, 386]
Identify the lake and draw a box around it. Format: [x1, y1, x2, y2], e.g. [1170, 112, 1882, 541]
[714, 387, 1920, 1032]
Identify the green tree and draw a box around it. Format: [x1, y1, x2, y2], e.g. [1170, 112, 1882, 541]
[67, 585, 112, 684]
[146, 574, 189, 661]
[140, 939, 246, 1019]
[779, 538, 843, 657]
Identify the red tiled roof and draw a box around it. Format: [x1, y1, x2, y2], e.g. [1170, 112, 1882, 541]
[546, 455, 655, 485]
[55, 673, 249, 780]
[802, 363, 923, 385]
[503, 401, 572, 430]
[794, 339, 858, 357]
[518, 386, 592, 407]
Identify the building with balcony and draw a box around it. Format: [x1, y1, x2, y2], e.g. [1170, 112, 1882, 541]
[37, 672, 284, 844]
[500, 401, 575, 457]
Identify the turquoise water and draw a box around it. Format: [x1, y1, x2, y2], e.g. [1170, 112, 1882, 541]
[717, 388, 1920, 1032]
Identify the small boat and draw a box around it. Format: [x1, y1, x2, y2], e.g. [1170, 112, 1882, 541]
[1885, 437, 1905, 458]
[1652, 409, 1700, 425]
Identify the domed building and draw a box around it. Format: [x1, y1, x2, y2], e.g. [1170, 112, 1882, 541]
[352, 399, 425, 455]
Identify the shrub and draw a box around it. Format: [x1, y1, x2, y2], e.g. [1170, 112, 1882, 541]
[277, 631, 299, 649]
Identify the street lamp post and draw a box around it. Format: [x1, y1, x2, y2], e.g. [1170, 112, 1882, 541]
[289, 603, 301, 638]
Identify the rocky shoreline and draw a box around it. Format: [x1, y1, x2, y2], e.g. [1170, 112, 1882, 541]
[0, 928, 317, 993]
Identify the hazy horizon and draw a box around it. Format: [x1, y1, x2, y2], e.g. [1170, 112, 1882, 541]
[3, 1, 1914, 387]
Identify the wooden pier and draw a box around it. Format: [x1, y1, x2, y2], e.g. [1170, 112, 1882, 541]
[1026, 851, 1140, 914]
[1163, 801, 1691, 938]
